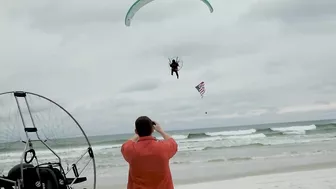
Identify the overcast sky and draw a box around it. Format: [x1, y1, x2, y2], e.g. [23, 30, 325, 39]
[1, 0, 336, 135]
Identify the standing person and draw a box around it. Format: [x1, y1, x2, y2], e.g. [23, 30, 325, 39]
[121, 116, 178, 189]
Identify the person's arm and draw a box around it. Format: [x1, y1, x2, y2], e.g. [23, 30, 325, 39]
[158, 130, 172, 140]
[154, 123, 178, 159]
[159, 131, 177, 159]
[121, 134, 138, 163]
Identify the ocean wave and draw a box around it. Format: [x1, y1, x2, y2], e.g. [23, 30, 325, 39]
[206, 129, 257, 136]
[2, 123, 336, 157]
[50, 123, 336, 146]
[175, 125, 326, 142]
[270, 124, 316, 135]
[315, 123, 336, 128]
[157, 135, 188, 140]
[187, 129, 257, 139]
[178, 136, 222, 143]
[181, 124, 336, 142]
[88, 123, 336, 145]
[187, 133, 209, 139]
[178, 135, 336, 153]
[171, 149, 336, 166]
[202, 143, 265, 151]
[226, 133, 266, 139]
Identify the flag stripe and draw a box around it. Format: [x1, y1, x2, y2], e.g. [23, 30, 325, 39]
[195, 81, 206, 97]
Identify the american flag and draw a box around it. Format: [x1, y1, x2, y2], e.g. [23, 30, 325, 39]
[195, 81, 205, 98]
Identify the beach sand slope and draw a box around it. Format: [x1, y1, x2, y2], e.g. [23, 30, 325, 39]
[176, 168, 336, 189]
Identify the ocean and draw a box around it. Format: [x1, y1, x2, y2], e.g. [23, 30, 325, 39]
[1, 119, 336, 188]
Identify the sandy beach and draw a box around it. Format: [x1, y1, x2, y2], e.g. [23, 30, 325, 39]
[93, 152, 336, 189]
[176, 167, 336, 189]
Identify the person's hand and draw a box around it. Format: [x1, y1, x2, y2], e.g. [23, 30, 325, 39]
[130, 134, 139, 142]
[153, 121, 164, 134]
[153, 121, 172, 140]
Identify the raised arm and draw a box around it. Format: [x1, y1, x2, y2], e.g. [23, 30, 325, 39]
[121, 134, 139, 163]
[153, 122, 178, 159]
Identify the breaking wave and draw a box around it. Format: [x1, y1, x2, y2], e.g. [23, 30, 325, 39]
[187, 129, 256, 139]
[175, 123, 336, 141]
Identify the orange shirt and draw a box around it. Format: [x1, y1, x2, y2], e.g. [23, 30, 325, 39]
[121, 136, 178, 189]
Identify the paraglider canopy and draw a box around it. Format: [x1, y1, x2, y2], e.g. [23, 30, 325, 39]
[124, 0, 214, 27]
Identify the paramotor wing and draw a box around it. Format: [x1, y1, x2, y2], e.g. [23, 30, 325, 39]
[125, 0, 214, 27]
[201, 0, 214, 13]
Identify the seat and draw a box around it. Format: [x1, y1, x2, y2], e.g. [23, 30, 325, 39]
[1, 163, 87, 189]
[7, 163, 34, 181]
[22, 167, 59, 189]
[4, 163, 59, 189]
[51, 168, 67, 189]
[0, 163, 35, 189]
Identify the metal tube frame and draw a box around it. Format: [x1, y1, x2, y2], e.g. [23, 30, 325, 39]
[0, 91, 96, 189]
[68, 158, 92, 187]
[0, 174, 20, 189]
[64, 150, 88, 175]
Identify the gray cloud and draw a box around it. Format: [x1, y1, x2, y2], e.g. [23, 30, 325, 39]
[120, 80, 161, 93]
[1, 0, 336, 135]
[244, 0, 336, 34]
[248, 0, 336, 22]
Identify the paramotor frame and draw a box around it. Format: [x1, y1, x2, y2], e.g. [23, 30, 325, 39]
[168, 56, 184, 71]
[0, 91, 96, 189]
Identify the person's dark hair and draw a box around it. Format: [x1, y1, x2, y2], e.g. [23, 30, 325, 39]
[135, 116, 154, 137]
